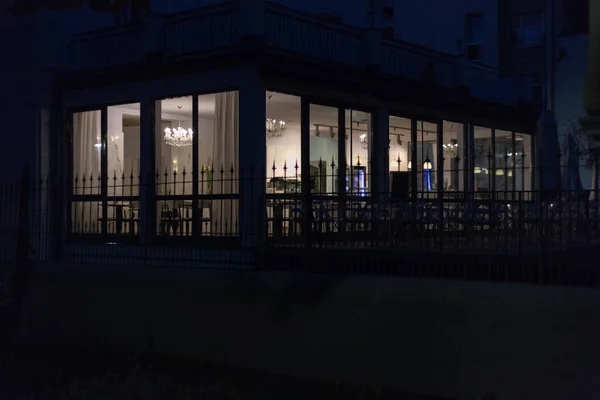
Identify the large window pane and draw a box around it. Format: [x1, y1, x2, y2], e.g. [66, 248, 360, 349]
[107, 103, 141, 197]
[515, 133, 533, 198]
[266, 92, 301, 193]
[157, 96, 193, 198]
[72, 110, 101, 195]
[310, 104, 338, 194]
[265, 92, 301, 238]
[494, 129, 514, 199]
[153, 92, 239, 237]
[106, 102, 141, 235]
[473, 126, 493, 197]
[415, 120, 437, 198]
[71, 109, 101, 234]
[198, 91, 239, 236]
[389, 116, 411, 201]
[346, 109, 371, 196]
[71, 103, 141, 236]
[442, 121, 464, 196]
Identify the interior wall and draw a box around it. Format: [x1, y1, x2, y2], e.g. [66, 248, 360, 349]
[388, 134, 410, 172]
[266, 128, 301, 177]
[122, 126, 140, 184]
[198, 117, 215, 169]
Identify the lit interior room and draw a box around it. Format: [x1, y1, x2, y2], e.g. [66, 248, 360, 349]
[265, 92, 374, 196]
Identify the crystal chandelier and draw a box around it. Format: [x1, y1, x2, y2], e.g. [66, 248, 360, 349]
[443, 141, 458, 159]
[164, 105, 193, 147]
[266, 93, 286, 139]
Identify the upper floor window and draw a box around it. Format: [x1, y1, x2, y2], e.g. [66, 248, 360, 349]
[466, 14, 485, 62]
[510, 12, 545, 47]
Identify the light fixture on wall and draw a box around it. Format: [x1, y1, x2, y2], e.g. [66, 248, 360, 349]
[266, 93, 286, 139]
[164, 105, 193, 147]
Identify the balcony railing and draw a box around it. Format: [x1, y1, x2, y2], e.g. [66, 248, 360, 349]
[264, 5, 364, 67]
[70, 25, 143, 71]
[66, 1, 527, 105]
[163, 2, 239, 58]
[381, 40, 455, 86]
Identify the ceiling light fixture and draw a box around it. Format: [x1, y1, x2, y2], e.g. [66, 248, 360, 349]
[266, 93, 286, 139]
[164, 105, 193, 147]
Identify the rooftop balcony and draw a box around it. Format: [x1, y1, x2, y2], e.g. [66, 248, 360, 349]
[68, 1, 531, 106]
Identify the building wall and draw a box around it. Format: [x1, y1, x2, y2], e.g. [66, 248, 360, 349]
[0, 8, 115, 182]
[498, 0, 546, 92]
[392, 0, 500, 68]
[16, 262, 600, 400]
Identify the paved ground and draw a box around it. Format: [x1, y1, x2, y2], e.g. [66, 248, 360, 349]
[0, 347, 452, 400]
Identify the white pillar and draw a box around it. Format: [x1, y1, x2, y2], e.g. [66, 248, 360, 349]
[238, 69, 266, 246]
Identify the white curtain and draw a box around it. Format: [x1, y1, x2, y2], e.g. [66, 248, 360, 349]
[72, 110, 101, 233]
[212, 91, 239, 235]
[73, 110, 101, 194]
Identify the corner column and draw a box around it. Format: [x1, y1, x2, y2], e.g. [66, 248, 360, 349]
[238, 0, 265, 45]
[371, 107, 389, 200]
[139, 96, 156, 243]
[238, 69, 266, 247]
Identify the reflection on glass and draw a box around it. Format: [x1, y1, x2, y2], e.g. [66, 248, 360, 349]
[310, 104, 338, 194]
[346, 109, 371, 196]
[265, 92, 301, 193]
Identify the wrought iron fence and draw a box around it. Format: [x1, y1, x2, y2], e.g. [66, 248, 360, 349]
[66, 160, 600, 248]
[0, 161, 599, 288]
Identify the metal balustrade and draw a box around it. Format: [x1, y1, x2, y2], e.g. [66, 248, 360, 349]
[0, 164, 598, 286]
[163, 3, 239, 58]
[264, 6, 364, 67]
[65, 1, 524, 105]
[70, 25, 144, 71]
[380, 41, 455, 86]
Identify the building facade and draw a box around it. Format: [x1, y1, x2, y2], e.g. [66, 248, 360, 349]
[1, 0, 541, 247]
